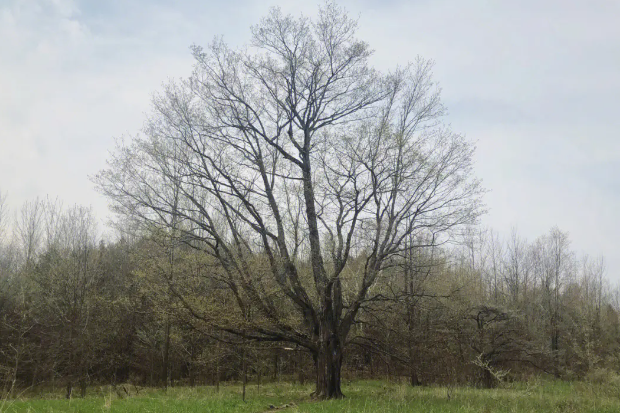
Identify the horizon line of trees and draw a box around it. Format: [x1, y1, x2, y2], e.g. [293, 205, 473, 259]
[0, 193, 618, 399]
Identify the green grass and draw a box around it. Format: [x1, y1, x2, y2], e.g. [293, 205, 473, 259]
[2, 377, 619, 413]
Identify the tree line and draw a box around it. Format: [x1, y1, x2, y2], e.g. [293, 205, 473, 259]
[0, 194, 617, 399]
[0, 3, 618, 400]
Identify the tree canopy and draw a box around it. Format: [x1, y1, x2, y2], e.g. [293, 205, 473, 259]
[94, 3, 484, 398]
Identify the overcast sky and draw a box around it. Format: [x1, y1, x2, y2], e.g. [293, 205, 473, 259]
[0, 0, 618, 284]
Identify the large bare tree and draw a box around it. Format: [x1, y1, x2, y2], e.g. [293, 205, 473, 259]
[94, 3, 484, 398]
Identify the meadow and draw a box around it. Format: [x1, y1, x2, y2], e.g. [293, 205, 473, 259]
[2, 377, 619, 413]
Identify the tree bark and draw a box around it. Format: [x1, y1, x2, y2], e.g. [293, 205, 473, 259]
[162, 316, 170, 389]
[297, 350, 305, 385]
[215, 332, 221, 392]
[482, 368, 493, 389]
[65, 381, 72, 399]
[314, 323, 344, 399]
[241, 338, 247, 402]
[272, 351, 278, 381]
[79, 378, 87, 398]
[410, 369, 421, 387]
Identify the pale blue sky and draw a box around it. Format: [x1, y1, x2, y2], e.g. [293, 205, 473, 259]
[0, 0, 618, 283]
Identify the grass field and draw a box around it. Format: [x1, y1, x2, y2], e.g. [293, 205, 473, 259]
[2, 377, 619, 413]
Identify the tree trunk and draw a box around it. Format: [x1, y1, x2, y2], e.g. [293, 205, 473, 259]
[215, 334, 220, 392]
[551, 327, 560, 378]
[297, 350, 305, 385]
[241, 343, 247, 402]
[79, 378, 87, 398]
[405, 247, 420, 387]
[410, 368, 421, 387]
[65, 381, 72, 399]
[162, 316, 171, 389]
[314, 326, 344, 399]
[257, 366, 261, 390]
[272, 351, 279, 381]
[407, 337, 421, 386]
[482, 368, 493, 389]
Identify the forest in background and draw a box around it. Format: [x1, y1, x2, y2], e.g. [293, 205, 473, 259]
[0, 194, 617, 399]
